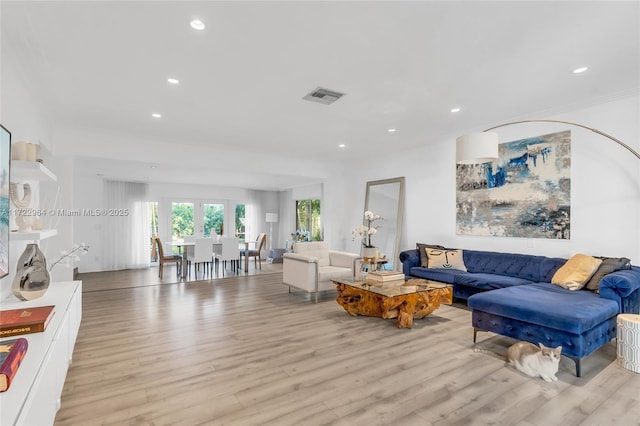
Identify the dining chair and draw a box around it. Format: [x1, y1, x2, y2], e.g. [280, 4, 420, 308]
[215, 236, 240, 277]
[182, 235, 196, 271]
[187, 238, 214, 279]
[154, 236, 182, 279]
[240, 233, 267, 270]
[183, 234, 196, 258]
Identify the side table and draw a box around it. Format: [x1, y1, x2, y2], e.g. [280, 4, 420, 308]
[359, 257, 389, 273]
[268, 248, 285, 263]
[617, 313, 640, 373]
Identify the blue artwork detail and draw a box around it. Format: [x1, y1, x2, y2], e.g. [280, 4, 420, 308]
[455, 130, 571, 239]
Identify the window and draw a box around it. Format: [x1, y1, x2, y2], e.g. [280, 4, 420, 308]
[295, 199, 322, 241]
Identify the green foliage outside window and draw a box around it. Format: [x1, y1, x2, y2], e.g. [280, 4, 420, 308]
[149, 202, 159, 260]
[296, 199, 322, 241]
[172, 203, 194, 239]
[204, 204, 224, 237]
[235, 204, 245, 242]
[150, 202, 159, 237]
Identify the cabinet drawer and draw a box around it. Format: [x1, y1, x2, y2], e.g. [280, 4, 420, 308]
[16, 315, 70, 426]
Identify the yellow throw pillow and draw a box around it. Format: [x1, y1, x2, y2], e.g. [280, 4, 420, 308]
[426, 248, 467, 271]
[552, 254, 603, 291]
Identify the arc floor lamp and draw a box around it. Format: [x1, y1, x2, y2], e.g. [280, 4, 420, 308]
[456, 119, 640, 164]
[455, 118, 639, 260]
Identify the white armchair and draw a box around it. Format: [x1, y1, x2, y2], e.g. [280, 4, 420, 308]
[283, 241, 359, 303]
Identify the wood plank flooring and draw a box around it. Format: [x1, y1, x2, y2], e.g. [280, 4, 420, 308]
[54, 270, 640, 426]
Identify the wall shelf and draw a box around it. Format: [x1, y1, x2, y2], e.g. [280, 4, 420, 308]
[11, 160, 57, 182]
[10, 229, 58, 241]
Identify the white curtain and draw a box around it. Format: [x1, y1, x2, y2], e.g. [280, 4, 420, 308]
[244, 203, 257, 242]
[104, 181, 150, 270]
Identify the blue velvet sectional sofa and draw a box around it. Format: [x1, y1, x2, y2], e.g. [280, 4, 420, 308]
[399, 248, 640, 376]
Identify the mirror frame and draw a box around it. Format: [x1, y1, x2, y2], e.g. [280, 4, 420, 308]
[364, 177, 405, 271]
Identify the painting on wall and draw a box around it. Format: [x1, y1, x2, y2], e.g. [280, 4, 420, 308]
[456, 130, 571, 239]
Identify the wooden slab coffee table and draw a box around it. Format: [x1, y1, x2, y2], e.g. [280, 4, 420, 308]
[332, 278, 453, 328]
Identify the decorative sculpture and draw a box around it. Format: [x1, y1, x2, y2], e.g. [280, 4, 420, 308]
[12, 243, 50, 300]
[9, 182, 33, 232]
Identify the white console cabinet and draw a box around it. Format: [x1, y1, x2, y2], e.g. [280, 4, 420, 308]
[0, 281, 82, 425]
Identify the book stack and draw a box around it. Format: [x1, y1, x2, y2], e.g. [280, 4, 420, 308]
[0, 305, 55, 338]
[366, 271, 405, 286]
[0, 338, 28, 392]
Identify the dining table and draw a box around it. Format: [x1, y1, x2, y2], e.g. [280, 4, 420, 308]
[171, 239, 255, 278]
[171, 240, 222, 279]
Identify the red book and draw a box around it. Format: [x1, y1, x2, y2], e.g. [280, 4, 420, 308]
[0, 338, 28, 392]
[0, 305, 55, 338]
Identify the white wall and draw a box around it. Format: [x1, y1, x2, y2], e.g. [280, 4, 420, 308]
[72, 175, 105, 273]
[342, 95, 640, 263]
[277, 181, 353, 252]
[42, 156, 74, 283]
[322, 177, 351, 251]
[0, 43, 62, 300]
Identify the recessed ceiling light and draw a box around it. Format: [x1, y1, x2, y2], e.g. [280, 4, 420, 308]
[338, 144, 346, 148]
[152, 113, 162, 118]
[451, 107, 461, 113]
[388, 128, 396, 133]
[572, 66, 588, 74]
[167, 78, 179, 84]
[190, 19, 205, 30]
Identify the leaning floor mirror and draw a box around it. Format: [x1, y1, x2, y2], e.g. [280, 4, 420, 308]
[364, 177, 405, 271]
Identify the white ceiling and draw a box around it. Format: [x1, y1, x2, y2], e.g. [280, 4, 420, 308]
[2, 1, 639, 190]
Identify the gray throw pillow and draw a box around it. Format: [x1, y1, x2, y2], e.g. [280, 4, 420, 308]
[416, 243, 446, 268]
[584, 257, 631, 292]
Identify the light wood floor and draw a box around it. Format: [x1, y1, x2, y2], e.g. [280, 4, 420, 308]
[79, 261, 284, 292]
[55, 270, 640, 426]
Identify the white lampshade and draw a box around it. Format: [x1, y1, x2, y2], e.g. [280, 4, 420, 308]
[265, 213, 278, 223]
[456, 132, 499, 164]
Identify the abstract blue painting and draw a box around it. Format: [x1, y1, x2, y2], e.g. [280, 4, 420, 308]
[456, 130, 571, 239]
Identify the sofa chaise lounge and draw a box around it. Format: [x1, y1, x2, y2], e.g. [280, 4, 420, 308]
[400, 247, 640, 376]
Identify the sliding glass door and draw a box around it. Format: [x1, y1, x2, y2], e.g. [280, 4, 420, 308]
[168, 200, 252, 247]
[171, 202, 195, 241]
[170, 200, 227, 241]
[203, 203, 224, 237]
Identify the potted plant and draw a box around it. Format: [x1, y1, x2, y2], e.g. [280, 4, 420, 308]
[352, 211, 382, 259]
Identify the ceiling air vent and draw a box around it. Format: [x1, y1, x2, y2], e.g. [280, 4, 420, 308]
[302, 87, 346, 105]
